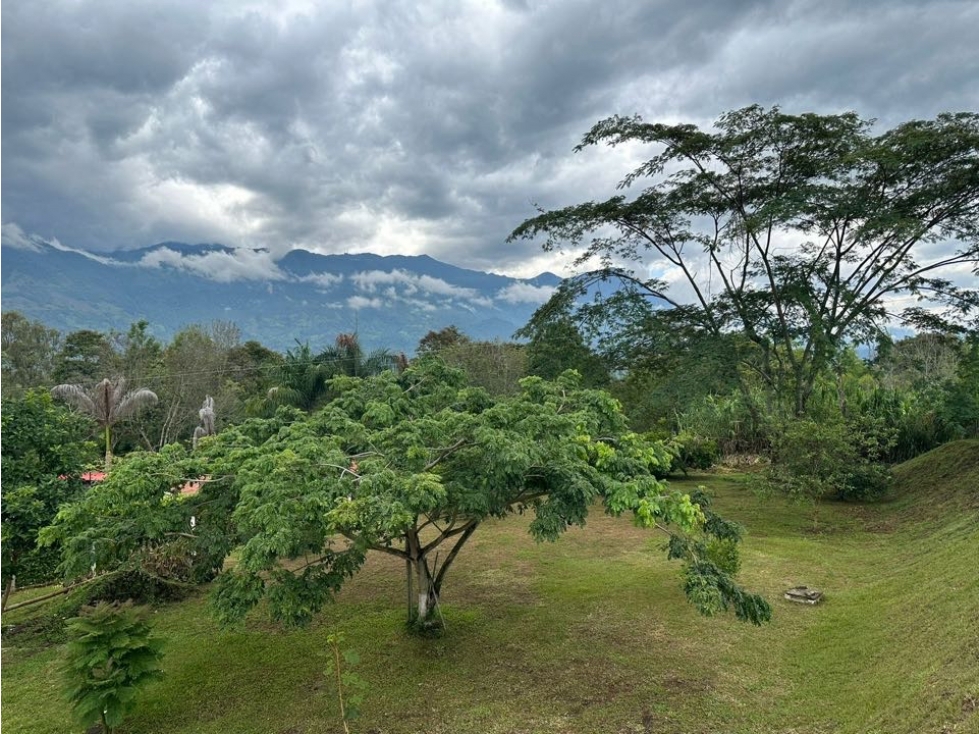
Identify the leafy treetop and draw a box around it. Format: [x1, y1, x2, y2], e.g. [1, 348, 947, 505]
[46, 360, 771, 629]
[510, 106, 979, 415]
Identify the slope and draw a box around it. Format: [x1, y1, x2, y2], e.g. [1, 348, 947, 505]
[2, 442, 977, 733]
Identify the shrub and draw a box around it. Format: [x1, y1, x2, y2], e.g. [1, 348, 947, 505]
[766, 418, 891, 506]
[63, 602, 164, 734]
[669, 431, 721, 474]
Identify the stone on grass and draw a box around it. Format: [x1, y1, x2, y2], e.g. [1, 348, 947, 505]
[784, 586, 824, 604]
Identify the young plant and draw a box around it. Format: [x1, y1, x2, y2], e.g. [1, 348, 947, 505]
[63, 601, 164, 734]
[325, 631, 368, 734]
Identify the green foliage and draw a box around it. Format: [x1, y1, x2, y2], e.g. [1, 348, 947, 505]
[1, 311, 62, 398]
[1, 390, 96, 586]
[439, 339, 528, 395]
[510, 107, 979, 418]
[667, 431, 721, 474]
[53, 329, 114, 385]
[149, 321, 246, 448]
[324, 631, 369, 733]
[519, 316, 610, 388]
[416, 325, 470, 356]
[50, 361, 769, 629]
[213, 363, 767, 626]
[62, 602, 163, 734]
[676, 391, 771, 456]
[765, 418, 891, 506]
[41, 443, 236, 594]
[258, 334, 399, 415]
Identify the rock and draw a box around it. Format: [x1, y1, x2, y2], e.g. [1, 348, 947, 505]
[784, 586, 824, 604]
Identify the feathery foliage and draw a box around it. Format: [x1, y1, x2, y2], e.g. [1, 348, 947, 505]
[52, 378, 158, 468]
[510, 107, 979, 417]
[192, 395, 217, 449]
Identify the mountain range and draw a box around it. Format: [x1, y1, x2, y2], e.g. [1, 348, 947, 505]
[0, 236, 563, 353]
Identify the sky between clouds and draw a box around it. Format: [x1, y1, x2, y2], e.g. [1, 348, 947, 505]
[3, 0, 978, 279]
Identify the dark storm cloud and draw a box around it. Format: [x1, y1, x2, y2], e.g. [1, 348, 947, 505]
[2, 0, 977, 277]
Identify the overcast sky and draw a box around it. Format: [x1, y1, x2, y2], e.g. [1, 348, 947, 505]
[3, 0, 978, 278]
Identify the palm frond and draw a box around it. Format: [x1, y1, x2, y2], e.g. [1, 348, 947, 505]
[266, 385, 302, 407]
[362, 349, 398, 376]
[198, 396, 216, 435]
[115, 388, 159, 420]
[51, 383, 96, 415]
[111, 377, 129, 411]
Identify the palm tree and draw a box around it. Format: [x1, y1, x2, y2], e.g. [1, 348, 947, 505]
[320, 333, 399, 379]
[192, 395, 216, 449]
[259, 335, 400, 416]
[262, 342, 331, 413]
[51, 378, 158, 469]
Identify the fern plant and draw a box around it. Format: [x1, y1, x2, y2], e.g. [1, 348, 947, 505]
[63, 602, 164, 734]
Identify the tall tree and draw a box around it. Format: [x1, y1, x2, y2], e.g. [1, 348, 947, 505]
[440, 340, 528, 396]
[1, 312, 63, 398]
[519, 316, 610, 388]
[510, 107, 979, 416]
[154, 323, 242, 448]
[53, 330, 114, 385]
[261, 342, 332, 413]
[319, 333, 399, 379]
[416, 325, 470, 356]
[261, 334, 399, 415]
[51, 378, 158, 469]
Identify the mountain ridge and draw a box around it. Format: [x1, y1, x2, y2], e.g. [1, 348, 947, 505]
[1, 238, 563, 353]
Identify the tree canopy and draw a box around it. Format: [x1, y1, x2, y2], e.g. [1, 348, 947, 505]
[2, 390, 96, 589]
[46, 361, 770, 630]
[510, 106, 979, 416]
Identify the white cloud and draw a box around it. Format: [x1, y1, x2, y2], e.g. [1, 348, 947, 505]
[296, 272, 345, 289]
[351, 269, 493, 306]
[1, 223, 120, 264]
[1, 223, 42, 251]
[138, 247, 285, 282]
[347, 295, 384, 309]
[496, 282, 557, 305]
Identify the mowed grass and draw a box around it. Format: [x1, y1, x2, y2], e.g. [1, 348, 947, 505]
[3, 441, 977, 734]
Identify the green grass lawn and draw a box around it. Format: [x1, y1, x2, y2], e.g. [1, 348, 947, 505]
[3, 441, 978, 734]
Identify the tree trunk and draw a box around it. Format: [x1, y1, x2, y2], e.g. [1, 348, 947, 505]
[402, 522, 479, 628]
[403, 530, 434, 625]
[104, 425, 113, 470]
[2, 575, 15, 611]
[415, 557, 436, 622]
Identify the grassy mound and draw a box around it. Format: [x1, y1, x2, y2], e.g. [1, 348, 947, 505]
[888, 438, 979, 515]
[2, 443, 977, 734]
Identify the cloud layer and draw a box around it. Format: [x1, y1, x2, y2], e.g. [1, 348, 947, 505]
[3, 0, 977, 278]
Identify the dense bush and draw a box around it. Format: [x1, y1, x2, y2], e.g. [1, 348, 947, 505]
[676, 392, 770, 456]
[766, 418, 891, 504]
[668, 431, 721, 474]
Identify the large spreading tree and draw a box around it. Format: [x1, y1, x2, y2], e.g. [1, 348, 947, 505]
[46, 361, 770, 630]
[509, 106, 979, 416]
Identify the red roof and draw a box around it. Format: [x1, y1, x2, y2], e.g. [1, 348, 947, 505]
[58, 471, 205, 496]
[179, 478, 206, 496]
[58, 471, 106, 482]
